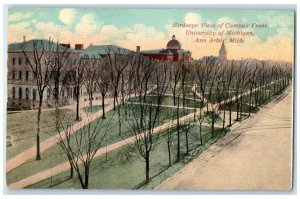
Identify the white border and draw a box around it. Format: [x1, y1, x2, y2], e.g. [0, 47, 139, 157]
[1, 1, 299, 198]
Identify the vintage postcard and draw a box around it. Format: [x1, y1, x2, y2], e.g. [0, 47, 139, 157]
[6, 7, 294, 190]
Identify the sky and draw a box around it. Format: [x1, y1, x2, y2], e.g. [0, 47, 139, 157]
[7, 8, 294, 62]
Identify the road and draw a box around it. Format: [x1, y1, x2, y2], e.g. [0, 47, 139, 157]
[156, 86, 293, 190]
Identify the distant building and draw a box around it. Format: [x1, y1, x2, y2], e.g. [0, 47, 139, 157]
[139, 35, 192, 63]
[219, 42, 227, 61]
[199, 42, 228, 62]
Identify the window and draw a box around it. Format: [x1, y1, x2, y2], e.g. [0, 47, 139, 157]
[47, 88, 51, 99]
[32, 89, 37, 101]
[12, 70, 16, 79]
[26, 71, 29, 80]
[19, 71, 22, 80]
[18, 58, 22, 65]
[12, 87, 15, 99]
[25, 88, 29, 100]
[18, 87, 22, 99]
[12, 58, 16, 65]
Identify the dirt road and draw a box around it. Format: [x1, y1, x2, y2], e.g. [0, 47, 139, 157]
[156, 86, 293, 190]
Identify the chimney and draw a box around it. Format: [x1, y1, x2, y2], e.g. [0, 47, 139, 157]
[75, 44, 84, 50]
[136, 46, 140, 53]
[23, 35, 26, 43]
[60, 43, 71, 48]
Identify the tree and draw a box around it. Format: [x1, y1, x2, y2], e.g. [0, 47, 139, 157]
[105, 46, 134, 110]
[21, 39, 54, 160]
[182, 121, 193, 155]
[46, 39, 72, 128]
[127, 62, 169, 184]
[56, 115, 115, 189]
[163, 118, 175, 167]
[95, 60, 111, 119]
[83, 55, 98, 108]
[171, 62, 182, 106]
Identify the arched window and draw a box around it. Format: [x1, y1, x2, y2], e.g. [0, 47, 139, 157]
[32, 89, 37, 101]
[18, 87, 22, 99]
[25, 88, 29, 100]
[19, 71, 22, 80]
[12, 87, 16, 99]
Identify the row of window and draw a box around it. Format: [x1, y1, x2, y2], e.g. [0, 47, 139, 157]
[12, 87, 37, 100]
[12, 57, 78, 66]
[12, 70, 30, 80]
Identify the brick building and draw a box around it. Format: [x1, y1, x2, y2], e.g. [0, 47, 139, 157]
[139, 35, 192, 63]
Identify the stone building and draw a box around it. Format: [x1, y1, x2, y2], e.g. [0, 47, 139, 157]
[219, 42, 227, 61]
[7, 39, 83, 110]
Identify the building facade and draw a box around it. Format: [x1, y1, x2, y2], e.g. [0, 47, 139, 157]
[7, 39, 83, 110]
[139, 35, 192, 63]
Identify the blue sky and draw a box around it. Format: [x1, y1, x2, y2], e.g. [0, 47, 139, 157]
[8, 8, 294, 61]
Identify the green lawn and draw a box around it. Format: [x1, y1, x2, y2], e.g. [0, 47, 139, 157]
[128, 95, 203, 108]
[6, 109, 76, 159]
[82, 105, 103, 114]
[6, 104, 193, 185]
[28, 124, 223, 189]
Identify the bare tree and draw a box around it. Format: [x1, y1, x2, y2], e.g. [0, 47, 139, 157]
[171, 62, 182, 106]
[83, 55, 98, 108]
[21, 39, 53, 160]
[105, 46, 134, 110]
[56, 115, 114, 189]
[127, 62, 169, 184]
[95, 60, 111, 119]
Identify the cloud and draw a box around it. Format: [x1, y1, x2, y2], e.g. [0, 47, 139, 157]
[75, 14, 103, 35]
[9, 12, 33, 22]
[185, 13, 202, 24]
[59, 8, 77, 25]
[35, 22, 65, 39]
[8, 21, 35, 43]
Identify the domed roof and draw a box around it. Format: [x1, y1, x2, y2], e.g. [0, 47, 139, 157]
[166, 35, 182, 50]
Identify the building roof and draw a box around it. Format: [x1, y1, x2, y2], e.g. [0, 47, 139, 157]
[79, 44, 134, 58]
[141, 48, 191, 55]
[166, 35, 182, 50]
[8, 39, 74, 52]
[219, 42, 227, 54]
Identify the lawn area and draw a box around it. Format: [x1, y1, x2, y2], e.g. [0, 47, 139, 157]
[6, 109, 76, 159]
[28, 124, 223, 189]
[6, 104, 193, 185]
[128, 95, 203, 108]
[82, 105, 103, 114]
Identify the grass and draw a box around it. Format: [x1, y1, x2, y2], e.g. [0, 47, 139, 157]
[128, 95, 203, 108]
[82, 105, 103, 114]
[27, 124, 223, 189]
[6, 109, 76, 159]
[6, 104, 193, 185]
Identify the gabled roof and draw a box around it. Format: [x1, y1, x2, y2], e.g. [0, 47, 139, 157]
[80, 44, 134, 58]
[8, 39, 74, 52]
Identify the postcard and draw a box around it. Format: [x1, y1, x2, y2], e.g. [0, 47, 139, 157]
[6, 7, 294, 190]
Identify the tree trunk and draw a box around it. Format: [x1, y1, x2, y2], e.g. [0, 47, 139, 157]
[145, 154, 150, 183]
[229, 100, 232, 126]
[199, 123, 203, 145]
[211, 113, 214, 139]
[102, 95, 106, 119]
[167, 142, 171, 166]
[185, 131, 189, 155]
[76, 86, 80, 121]
[36, 96, 43, 160]
[176, 95, 180, 162]
[222, 108, 225, 130]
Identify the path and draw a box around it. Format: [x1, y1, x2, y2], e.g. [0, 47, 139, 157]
[156, 86, 292, 190]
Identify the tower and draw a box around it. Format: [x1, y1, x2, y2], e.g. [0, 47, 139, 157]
[219, 42, 227, 61]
